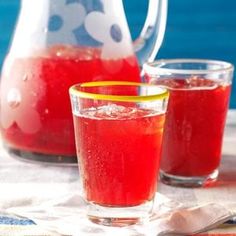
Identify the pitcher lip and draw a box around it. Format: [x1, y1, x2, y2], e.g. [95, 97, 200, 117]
[69, 81, 169, 102]
[143, 59, 234, 75]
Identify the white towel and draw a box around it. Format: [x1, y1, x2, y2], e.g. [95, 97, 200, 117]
[3, 189, 235, 236]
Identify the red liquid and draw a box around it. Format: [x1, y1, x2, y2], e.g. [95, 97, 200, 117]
[160, 78, 231, 176]
[73, 107, 165, 206]
[0, 46, 140, 156]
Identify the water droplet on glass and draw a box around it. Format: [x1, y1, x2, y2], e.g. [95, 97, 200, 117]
[22, 74, 28, 82]
[84, 55, 93, 61]
[31, 91, 37, 97]
[7, 88, 21, 109]
[43, 27, 48, 33]
[56, 51, 62, 57]
[45, 109, 49, 114]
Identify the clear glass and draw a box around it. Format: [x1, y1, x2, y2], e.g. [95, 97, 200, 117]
[69, 81, 168, 226]
[0, 0, 167, 163]
[134, 0, 168, 65]
[144, 59, 234, 187]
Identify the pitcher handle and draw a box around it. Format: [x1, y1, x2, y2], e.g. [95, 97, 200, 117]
[133, 0, 168, 66]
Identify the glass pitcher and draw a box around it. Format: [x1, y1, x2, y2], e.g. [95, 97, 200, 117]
[0, 0, 167, 163]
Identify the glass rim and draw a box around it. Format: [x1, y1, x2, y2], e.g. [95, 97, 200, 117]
[143, 59, 234, 75]
[69, 81, 169, 102]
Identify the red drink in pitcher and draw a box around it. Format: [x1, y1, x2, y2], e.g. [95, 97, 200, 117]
[73, 106, 165, 206]
[160, 78, 231, 177]
[0, 46, 140, 159]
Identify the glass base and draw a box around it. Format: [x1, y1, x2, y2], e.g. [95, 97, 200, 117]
[87, 200, 154, 227]
[5, 146, 77, 165]
[160, 169, 219, 188]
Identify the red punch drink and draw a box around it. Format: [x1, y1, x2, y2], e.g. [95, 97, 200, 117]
[160, 78, 231, 177]
[69, 81, 169, 225]
[143, 59, 234, 187]
[0, 46, 140, 161]
[73, 106, 165, 206]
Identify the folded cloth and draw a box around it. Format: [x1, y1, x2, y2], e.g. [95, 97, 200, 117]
[0, 148, 235, 236]
[3, 191, 235, 236]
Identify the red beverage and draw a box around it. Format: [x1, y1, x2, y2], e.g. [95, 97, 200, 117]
[73, 106, 165, 206]
[160, 78, 231, 177]
[0, 46, 140, 157]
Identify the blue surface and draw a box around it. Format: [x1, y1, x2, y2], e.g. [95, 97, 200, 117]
[0, 0, 235, 107]
[0, 216, 35, 225]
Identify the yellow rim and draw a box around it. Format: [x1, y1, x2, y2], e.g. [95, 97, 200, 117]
[69, 81, 169, 102]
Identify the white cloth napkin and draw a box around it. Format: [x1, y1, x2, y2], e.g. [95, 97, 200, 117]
[3, 190, 235, 236]
[0, 146, 236, 236]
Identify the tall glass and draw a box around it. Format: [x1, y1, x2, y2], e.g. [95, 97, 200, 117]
[69, 81, 168, 226]
[144, 59, 234, 187]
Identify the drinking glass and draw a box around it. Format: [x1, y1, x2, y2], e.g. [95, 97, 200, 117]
[69, 81, 168, 226]
[144, 59, 234, 187]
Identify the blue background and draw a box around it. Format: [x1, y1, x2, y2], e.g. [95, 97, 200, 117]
[0, 0, 235, 108]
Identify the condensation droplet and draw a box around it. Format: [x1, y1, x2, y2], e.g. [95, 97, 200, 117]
[7, 88, 21, 109]
[22, 74, 28, 82]
[31, 91, 37, 97]
[56, 51, 62, 57]
[43, 27, 48, 33]
[45, 109, 49, 114]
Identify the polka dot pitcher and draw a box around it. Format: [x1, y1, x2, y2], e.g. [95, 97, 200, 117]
[0, 0, 167, 163]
